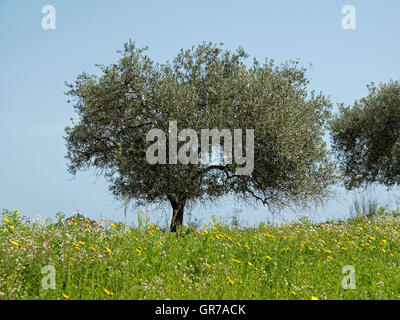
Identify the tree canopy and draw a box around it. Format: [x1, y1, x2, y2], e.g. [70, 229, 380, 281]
[65, 41, 335, 231]
[330, 80, 400, 189]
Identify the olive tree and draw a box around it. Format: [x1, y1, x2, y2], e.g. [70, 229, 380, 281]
[330, 80, 400, 189]
[65, 41, 335, 231]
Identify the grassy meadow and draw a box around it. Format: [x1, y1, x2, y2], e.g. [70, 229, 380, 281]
[1, 208, 400, 300]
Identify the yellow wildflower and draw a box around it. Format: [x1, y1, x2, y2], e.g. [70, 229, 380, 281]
[103, 288, 114, 296]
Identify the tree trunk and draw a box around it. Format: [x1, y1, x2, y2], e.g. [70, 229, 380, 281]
[169, 197, 186, 232]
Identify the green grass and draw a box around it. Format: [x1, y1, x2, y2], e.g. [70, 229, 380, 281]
[1, 208, 400, 300]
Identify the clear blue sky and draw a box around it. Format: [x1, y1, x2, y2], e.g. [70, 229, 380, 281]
[1, 0, 399, 226]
